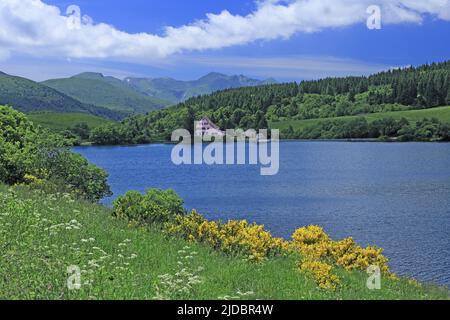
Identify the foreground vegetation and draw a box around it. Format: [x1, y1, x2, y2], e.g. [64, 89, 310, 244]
[0, 106, 111, 201]
[1, 184, 448, 300]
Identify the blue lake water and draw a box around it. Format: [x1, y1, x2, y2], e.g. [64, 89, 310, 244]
[74, 141, 450, 287]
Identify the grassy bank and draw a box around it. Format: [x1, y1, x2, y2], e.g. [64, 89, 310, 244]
[0, 184, 448, 300]
[271, 106, 450, 132]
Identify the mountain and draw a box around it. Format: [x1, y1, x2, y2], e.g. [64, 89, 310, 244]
[42, 72, 171, 114]
[124, 72, 278, 104]
[0, 72, 125, 120]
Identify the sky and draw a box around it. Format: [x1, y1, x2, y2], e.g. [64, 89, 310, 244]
[0, 0, 450, 82]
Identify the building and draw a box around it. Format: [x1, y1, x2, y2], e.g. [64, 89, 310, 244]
[195, 117, 225, 137]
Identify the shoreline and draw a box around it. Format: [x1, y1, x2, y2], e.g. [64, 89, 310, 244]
[75, 138, 450, 148]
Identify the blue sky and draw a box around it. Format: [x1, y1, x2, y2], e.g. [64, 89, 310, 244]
[1, 0, 449, 81]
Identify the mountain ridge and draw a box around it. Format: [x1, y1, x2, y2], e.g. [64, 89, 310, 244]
[42, 73, 171, 114]
[123, 72, 277, 104]
[0, 71, 125, 120]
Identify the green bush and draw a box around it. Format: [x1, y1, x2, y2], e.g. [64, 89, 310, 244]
[113, 189, 184, 225]
[0, 106, 38, 184]
[0, 105, 112, 202]
[42, 150, 112, 202]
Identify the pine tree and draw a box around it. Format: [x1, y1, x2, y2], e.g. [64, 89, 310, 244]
[446, 88, 450, 105]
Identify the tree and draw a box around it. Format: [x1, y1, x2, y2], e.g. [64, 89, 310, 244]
[71, 122, 91, 140]
[446, 88, 450, 105]
[183, 106, 196, 134]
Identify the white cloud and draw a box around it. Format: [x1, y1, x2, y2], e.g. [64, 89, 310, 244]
[0, 47, 10, 61]
[0, 0, 449, 61]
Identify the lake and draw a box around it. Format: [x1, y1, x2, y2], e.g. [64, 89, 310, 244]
[74, 141, 450, 287]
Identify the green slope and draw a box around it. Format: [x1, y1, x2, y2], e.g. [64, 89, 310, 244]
[28, 112, 112, 132]
[271, 106, 450, 131]
[1, 184, 448, 300]
[0, 71, 125, 120]
[42, 72, 171, 113]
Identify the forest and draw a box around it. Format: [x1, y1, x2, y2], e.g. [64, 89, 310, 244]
[85, 60, 450, 145]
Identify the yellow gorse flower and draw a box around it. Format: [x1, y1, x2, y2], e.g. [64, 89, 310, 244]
[291, 225, 393, 289]
[167, 210, 288, 262]
[299, 259, 340, 290]
[167, 215, 393, 290]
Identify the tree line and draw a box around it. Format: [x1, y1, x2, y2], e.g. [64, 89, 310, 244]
[282, 117, 450, 142]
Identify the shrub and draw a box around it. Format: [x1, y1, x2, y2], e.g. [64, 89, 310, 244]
[335, 245, 390, 274]
[41, 150, 112, 202]
[167, 210, 289, 262]
[15, 174, 60, 194]
[292, 225, 330, 246]
[113, 189, 184, 225]
[1, 105, 112, 202]
[0, 106, 38, 184]
[298, 259, 339, 290]
[291, 225, 393, 288]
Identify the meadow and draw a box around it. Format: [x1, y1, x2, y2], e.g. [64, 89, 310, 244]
[271, 106, 450, 132]
[1, 184, 448, 300]
[28, 112, 112, 132]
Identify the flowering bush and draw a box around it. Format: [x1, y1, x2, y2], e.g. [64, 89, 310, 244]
[292, 225, 330, 245]
[291, 226, 332, 260]
[299, 259, 339, 290]
[335, 245, 390, 274]
[291, 226, 393, 289]
[167, 210, 288, 262]
[113, 186, 393, 291]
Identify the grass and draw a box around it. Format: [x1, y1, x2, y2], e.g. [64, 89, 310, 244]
[271, 106, 450, 132]
[28, 112, 112, 132]
[1, 184, 448, 300]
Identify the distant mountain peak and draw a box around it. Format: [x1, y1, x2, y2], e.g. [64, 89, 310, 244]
[123, 72, 278, 104]
[73, 72, 105, 79]
[201, 72, 226, 78]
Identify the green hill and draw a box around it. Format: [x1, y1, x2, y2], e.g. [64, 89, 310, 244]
[0, 71, 125, 120]
[124, 72, 277, 104]
[28, 112, 112, 132]
[42, 72, 172, 113]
